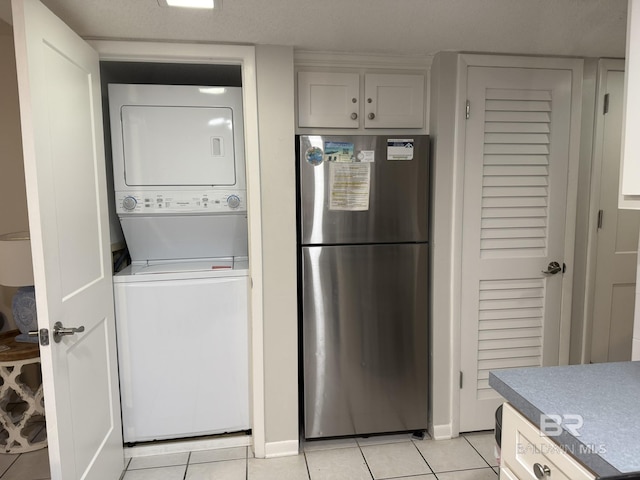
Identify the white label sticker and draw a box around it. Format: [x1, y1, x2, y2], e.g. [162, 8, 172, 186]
[358, 150, 375, 163]
[329, 163, 371, 211]
[324, 141, 355, 163]
[387, 138, 414, 160]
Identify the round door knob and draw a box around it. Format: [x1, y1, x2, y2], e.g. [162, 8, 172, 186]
[351, 112, 358, 120]
[542, 261, 562, 275]
[533, 463, 551, 479]
[227, 195, 241, 209]
[122, 196, 137, 211]
[368, 112, 376, 120]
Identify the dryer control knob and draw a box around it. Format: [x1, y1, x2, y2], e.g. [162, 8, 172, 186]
[122, 196, 137, 211]
[227, 195, 241, 209]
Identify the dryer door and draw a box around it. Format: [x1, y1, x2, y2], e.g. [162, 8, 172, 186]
[121, 105, 236, 186]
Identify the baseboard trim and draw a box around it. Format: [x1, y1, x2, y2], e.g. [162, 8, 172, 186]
[125, 434, 252, 458]
[264, 439, 299, 458]
[430, 423, 453, 440]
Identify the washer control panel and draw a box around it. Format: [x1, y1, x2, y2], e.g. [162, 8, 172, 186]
[116, 190, 246, 214]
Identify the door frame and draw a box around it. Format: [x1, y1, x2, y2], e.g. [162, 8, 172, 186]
[89, 40, 266, 457]
[580, 58, 627, 364]
[431, 53, 583, 437]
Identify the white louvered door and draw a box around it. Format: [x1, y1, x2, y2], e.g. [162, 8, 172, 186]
[460, 66, 573, 431]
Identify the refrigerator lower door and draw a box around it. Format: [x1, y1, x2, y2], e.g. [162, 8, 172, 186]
[302, 243, 428, 438]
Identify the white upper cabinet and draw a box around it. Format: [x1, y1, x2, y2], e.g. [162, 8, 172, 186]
[364, 73, 424, 128]
[297, 71, 425, 129]
[620, 0, 640, 208]
[297, 72, 360, 128]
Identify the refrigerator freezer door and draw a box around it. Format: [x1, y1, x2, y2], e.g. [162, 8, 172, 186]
[299, 135, 429, 245]
[302, 243, 428, 438]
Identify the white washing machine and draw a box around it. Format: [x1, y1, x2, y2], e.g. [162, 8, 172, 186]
[113, 259, 249, 442]
[108, 84, 251, 442]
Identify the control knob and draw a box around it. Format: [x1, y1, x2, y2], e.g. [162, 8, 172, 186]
[227, 195, 241, 209]
[122, 196, 137, 211]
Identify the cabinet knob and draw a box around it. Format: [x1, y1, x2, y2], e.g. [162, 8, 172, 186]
[368, 112, 376, 120]
[351, 112, 358, 120]
[352, 98, 357, 103]
[367, 97, 373, 103]
[533, 463, 551, 479]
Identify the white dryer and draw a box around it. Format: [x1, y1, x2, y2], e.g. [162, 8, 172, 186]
[108, 83, 248, 263]
[108, 84, 250, 443]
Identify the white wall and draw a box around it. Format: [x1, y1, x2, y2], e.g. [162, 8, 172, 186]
[0, 19, 28, 331]
[255, 45, 299, 454]
[428, 52, 460, 438]
[634, 242, 640, 359]
[569, 59, 599, 364]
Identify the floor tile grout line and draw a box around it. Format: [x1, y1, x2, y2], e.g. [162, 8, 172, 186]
[410, 439, 436, 476]
[0, 452, 20, 479]
[182, 451, 191, 480]
[357, 444, 375, 480]
[303, 451, 312, 480]
[461, 434, 495, 469]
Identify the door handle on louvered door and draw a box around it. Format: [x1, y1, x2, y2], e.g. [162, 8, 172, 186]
[541, 261, 562, 275]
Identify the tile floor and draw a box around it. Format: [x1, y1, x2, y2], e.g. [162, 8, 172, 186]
[0, 433, 498, 480]
[0, 421, 49, 480]
[0, 431, 500, 480]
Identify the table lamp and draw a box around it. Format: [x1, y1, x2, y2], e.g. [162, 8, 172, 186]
[0, 232, 38, 343]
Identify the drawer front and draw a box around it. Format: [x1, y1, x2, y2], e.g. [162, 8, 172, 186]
[501, 403, 596, 480]
[500, 465, 520, 480]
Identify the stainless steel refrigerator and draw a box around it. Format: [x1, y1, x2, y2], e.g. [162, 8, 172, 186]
[298, 134, 429, 439]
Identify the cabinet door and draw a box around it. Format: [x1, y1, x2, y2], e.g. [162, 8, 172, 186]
[621, 0, 640, 204]
[297, 72, 359, 128]
[364, 73, 424, 128]
[499, 466, 520, 480]
[501, 403, 596, 480]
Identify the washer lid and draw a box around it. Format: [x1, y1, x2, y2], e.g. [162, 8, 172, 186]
[131, 258, 234, 275]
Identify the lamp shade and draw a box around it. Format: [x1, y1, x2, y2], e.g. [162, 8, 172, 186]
[0, 232, 34, 287]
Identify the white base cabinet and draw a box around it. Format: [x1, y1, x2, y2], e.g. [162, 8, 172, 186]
[500, 403, 596, 480]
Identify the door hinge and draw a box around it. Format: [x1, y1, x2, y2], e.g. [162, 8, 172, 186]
[459, 371, 463, 388]
[597, 209, 604, 229]
[563, 262, 567, 274]
[603, 93, 610, 115]
[465, 100, 470, 120]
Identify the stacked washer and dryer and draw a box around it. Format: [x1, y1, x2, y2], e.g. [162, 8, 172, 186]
[108, 84, 250, 443]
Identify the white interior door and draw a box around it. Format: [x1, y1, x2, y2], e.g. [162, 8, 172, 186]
[591, 68, 640, 363]
[12, 0, 124, 478]
[460, 66, 574, 431]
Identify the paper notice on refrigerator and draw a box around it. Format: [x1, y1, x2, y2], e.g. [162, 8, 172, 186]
[329, 163, 371, 211]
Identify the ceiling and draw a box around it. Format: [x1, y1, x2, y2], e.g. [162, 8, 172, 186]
[0, 0, 629, 58]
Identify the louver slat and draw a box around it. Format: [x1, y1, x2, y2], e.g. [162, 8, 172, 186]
[480, 90, 551, 260]
[474, 87, 552, 400]
[476, 278, 544, 399]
